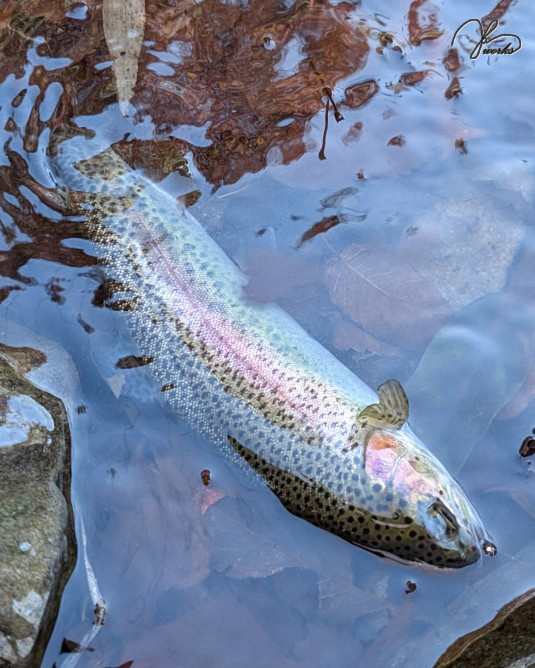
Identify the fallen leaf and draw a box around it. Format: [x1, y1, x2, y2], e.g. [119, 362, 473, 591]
[324, 244, 451, 346]
[405, 581, 417, 594]
[443, 48, 460, 72]
[317, 577, 389, 623]
[103, 0, 146, 114]
[406, 294, 531, 473]
[399, 70, 430, 86]
[445, 77, 462, 99]
[498, 355, 535, 420]
[388, 135, 405, 147]
[481, 0, 515, 32]
[408, 0, 443, 46]
[332, 319, 396, 357]
[115, 355, 155, 369]
[297, 214, 349, 247]
[342, 79, 379, 109]
[141, 0, 370, 185]
[455, 138, 468, 154]
[519, 435, 535, 458]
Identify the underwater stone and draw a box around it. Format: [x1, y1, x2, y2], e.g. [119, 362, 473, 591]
[0, 345, 75, 667]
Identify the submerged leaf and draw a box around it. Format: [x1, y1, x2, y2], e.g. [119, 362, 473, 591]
[408, 0, 443, 45]
[342, 79, 379, 109]
[498, 353, 535, 421]
[324, 244, 451, 347]
[332, 319, 397, 357]
[297, 214, 349, 247]
[115, 355, 155, 369]
[406, 294, 531, 473]
[399, 70, 430, 86]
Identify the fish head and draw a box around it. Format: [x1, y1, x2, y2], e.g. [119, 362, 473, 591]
[363, 428, 496, 568]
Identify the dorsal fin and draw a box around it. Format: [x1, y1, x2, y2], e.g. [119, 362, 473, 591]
[357, 379, 409, 430]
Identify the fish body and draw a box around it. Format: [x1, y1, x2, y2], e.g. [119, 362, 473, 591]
[50, 130, 496, 568]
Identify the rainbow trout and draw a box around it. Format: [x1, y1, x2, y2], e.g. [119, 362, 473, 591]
[50, 130, 496, 569]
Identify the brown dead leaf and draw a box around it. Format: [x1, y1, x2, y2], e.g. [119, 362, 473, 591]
[297, 214, 349, 248]
[399, 70, 430, 86]
[324, 244, 451, 346]
[445, 77, 462, 99]
[342, 79, 379, 109]
[140, 0, 369, 185]
[482, 0, 515, 32]
[408, 0, 443, 46]
[443, 48, 460, 73]
[455, 138, 468, 154]
[519, 435, 535, 458]
[388, 135, 405, 147]
[103, 0, 146, 114]
[115, 355, 155, 369]
[405, 581, 417, 594]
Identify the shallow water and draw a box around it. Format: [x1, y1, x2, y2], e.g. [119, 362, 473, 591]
[0, 0, 534, 666]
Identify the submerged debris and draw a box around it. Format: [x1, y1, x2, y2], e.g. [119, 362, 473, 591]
[405, 581, 417, 595]
[519, 430, 535, 458]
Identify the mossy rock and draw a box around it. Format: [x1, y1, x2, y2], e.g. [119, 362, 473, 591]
[0, 345, 75, 667]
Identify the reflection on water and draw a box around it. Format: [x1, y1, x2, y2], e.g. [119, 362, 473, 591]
[0, 0, 534, 666]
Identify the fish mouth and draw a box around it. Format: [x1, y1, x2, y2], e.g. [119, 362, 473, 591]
[422, 495, 497, 568]
[443, 481, 498, 561]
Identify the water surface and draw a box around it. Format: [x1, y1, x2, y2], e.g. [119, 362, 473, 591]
[0, 0, 534, 666]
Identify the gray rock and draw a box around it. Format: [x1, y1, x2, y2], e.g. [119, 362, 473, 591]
[0, 345, 75, 667]
[389, 542, 535, 668]
[435, 588, 535, 668]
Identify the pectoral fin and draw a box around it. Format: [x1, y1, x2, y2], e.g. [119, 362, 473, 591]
[358, 379, 409, 430]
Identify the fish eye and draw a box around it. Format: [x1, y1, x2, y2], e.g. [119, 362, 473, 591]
[429, 500, 459, 538]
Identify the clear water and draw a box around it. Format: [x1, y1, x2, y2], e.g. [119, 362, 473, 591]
[0, 1, 534, 666]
